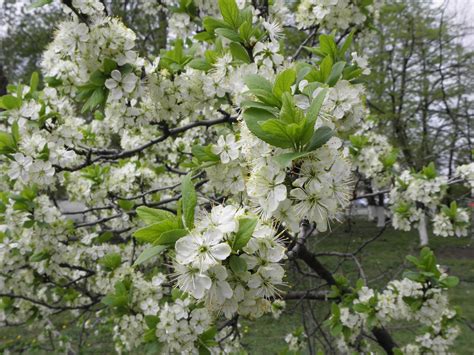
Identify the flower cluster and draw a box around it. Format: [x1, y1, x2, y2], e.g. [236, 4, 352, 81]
[433, 202, 470, 237]
[295, 0, 379, 31]
[389, 165, 448, 231]
[284, 327, 307, 352]
[456, 162, 474, 193]
[174, 204, 286, 319]
[329, 248, 461, 354]
[350, 130, 398, 188]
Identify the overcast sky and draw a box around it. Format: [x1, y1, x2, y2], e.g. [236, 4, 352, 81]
[1, 0, 473, 45]
[433, 0, 474, 47]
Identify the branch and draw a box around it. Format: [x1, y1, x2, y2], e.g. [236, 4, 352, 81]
[57, 115, 237, 172]
[0, 293, 98, 311]
[287, 221, 398, 353]
[283, 290, 329, 301]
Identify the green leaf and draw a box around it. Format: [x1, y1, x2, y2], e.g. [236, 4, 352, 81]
[133, 245, 168, 266]
[181, 174, 197, 229]
[145, 315, 160, 329]
[29, 0, 52, 9]
[232, 217, 257, 251]
[0, 131, 17, 154]
[29, 72, 40, 93]
[215, 28, 241, 42]
[229, 42, 251, 63]
[89, 70, 107, 86]
[274, 151, 313, 167]
[202, 17, 232, 33]
[0, 95, 22, 110]
[81, 87, 105, 113]
[259, 119, 295, 148]
[99, 253, 122, 271]
[136, 206, 176, 225]
[238, 20, 253, 43]
[192, 145, 220, 162]
[44, 76, 62, 87]
[440, 276, 459, 288]
[94, 231, 113, 244]
[339, 30, 355, 57]
[11, 121, 20, 146]
[326, 61, 346, 86]
[194, 31, 214, 42]
[320, 56, 333, 82]
[305, 126, 333, 151]
[30, 250, 50, 262]
[240, 100, 279, 115]
[133, 220, 179, 243]
[330, 323, 343, 337]
[153, 229, 188, 245]
[353, 303, 370, 313]
[319, 34, 337, 58]
[272, 68, 296, 99]
[102, 58, 118, 74]
[246, 88, 281, 107]
[244, 74, 273, 93]
[218, 0, 240, 28]
[117, 199, 135, 211]
[188, 58, 213, 71]
[306, 89, 328, 127]
[405, 255, 420, 266]
[229, 255, 247, 273]
[243, 108, 278, 145]
[279, 92, 300, 124]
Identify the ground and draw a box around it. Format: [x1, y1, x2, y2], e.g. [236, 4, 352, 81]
[1, 218, 473, 354]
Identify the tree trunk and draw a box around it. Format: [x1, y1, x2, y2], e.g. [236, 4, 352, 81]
[368, 205, 376, 221]
[418, 213, 429, 247]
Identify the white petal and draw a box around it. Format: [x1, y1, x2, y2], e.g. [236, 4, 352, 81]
[111, 69, 122, 81]
[105, 78, 118, 89]
[210, 243, 231, 261]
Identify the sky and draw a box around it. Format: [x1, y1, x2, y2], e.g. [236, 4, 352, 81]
[433, 0, 474, 47]
[1, 0, 473, 44]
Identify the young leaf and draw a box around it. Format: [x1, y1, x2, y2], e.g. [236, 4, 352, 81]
[153, 229, 188, 245]
[229, 255, 248, 274]
[229, 42, 251, 63]
[244, 74, 273, 92]
[273, 68, 296, 99]
[181, 174, 197, 229]
[29, 72, 40, 93]
[274, 151, 313, 167]
[259, 119, 295, 148]
[133, 220, 179, 243]
[136, 206, 176, 225]
[305, 126, 333, 151]
[306, 89, 328, 126]
[81, 87, 105, 113]
[440, 276, 459, 288]
[0, 95, 22, 110]
[232, 217, 257, 251]
[339, 30, 355, 57]
[29, 0, 52, 9]
[320, 56, 334, 82]
[218, 0, 240, 28]
[326, 61, 346, 86]
[215, 28, 241, 42]
[192, 145, 220, 162]
[243, 107, 277, 144]
[133, 245, 168, 266]
[99, 253, 122, 271]
[188, 58, 213, 71]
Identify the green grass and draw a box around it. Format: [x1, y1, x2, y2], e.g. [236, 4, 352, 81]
[1, 219, 473, 354]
